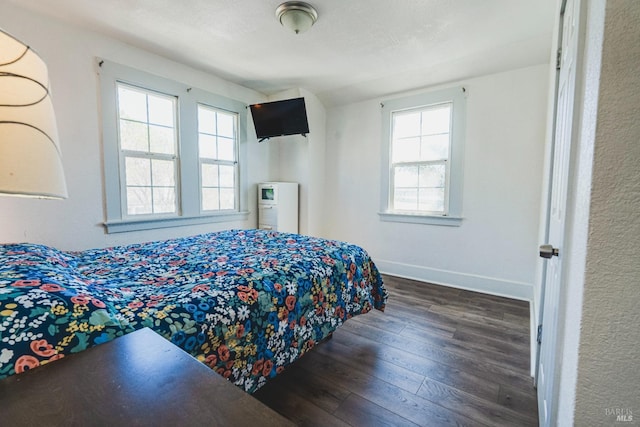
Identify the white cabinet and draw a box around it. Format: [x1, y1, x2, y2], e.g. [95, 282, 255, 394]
[258, 182, 298, 233]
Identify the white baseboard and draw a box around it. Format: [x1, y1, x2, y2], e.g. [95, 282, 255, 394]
[375, 259, 533, 301]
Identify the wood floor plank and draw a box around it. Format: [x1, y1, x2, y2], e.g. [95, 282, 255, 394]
[401, 324, 530, 371]
[452, 327, 530, 358]
[333, 393, 422, 427]
[341, 316, 532, 382]
[426, 304, 530, 338]
[417, 378, 537, 427]
[255, 274, 538, 426]
[455, 294, 530, 319]
[314, 335, 426, 394]
[259, 362, 351, 413]
[330, 327, 502, 403]
[253, 376, 351, 427]
[497, 384, 539, 416]
[298, 350, 481, 427]
[385, 298, 528, 336]
[347, 305, 411, 335]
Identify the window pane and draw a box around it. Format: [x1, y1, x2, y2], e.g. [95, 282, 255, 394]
[153, 187, 176, 214]
[149, 125, 175, 155]
[217, 113, 235, 138]
[420, 134, 449, 161]
[125, 157, 151, 186]
[220, 188, 235, 210]
[119, 120, 148, 152]
[202, 164, 219, 187]
[199, 134, 217, 159]
[219, 165, 235, 187]
[202, 188, 219, 211]
[118, 86, 147, 122]
[152, 159, 175, 187]
[127, 187, 152, 215]
[393, 112, 421, 139]
[418, 188, 445, 212]
[148, 94, 175, 127]
[421, 105, 451, 135]
[419, 164, 446, 188]
[394, 165, 419, 188]
[392, 137, 420, 163]
[394, 188, 418, 211]
[198, 106, 217, 134]
[217, 137, 235, 161]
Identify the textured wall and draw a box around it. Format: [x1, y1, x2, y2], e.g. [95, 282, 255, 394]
[573, 0, 640, 424]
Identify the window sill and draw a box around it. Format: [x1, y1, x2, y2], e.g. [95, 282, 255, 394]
[104, 211, 250, 234]
[378, 211, 463, 227]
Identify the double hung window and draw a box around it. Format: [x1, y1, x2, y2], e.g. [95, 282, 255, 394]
[100, 61, 247, 233]
[380, 87, 466, 226]
[198, 105, 238, 212]
[117, 84, 178, 216]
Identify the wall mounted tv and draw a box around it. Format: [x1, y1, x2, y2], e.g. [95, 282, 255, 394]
[249, 97, 310, 142]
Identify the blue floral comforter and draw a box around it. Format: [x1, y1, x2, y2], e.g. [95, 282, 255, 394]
[0, 229, 386, 392]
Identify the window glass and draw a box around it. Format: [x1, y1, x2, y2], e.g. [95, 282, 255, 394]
[390, 103, 451, 214]
[117, 83, 177, 216]
[198, 104, 238, 212]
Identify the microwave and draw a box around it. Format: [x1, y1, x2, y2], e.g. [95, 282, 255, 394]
[258, 183, 277, 204]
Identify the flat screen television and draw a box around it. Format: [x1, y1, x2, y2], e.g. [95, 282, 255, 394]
[249, 97, 310, 141]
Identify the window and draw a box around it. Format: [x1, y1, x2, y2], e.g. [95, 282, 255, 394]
[100, 60, 248, 233]
[117, 84, 178, 216]
[380, 87, 466, 226]
[198, 105, 238, 212]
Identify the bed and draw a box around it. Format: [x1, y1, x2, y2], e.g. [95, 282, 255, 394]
[0, 229, 386, 393]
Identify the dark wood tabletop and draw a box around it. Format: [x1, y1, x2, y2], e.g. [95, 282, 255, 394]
[0, 327, 293, 426]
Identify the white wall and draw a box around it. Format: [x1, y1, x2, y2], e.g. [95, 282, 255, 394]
[324, 65, 550, 300]
[0, 3, 270, 250]
[266, 88, 326, 236]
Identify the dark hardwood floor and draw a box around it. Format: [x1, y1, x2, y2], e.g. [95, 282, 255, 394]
[254, 274, 538, 426]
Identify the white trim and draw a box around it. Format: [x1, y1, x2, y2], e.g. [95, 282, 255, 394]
[376, 258, 533, 301]
[380, 86, 467, 224]
[104, 211, 249, 233]
[378, 211, 463, 226]
[530, 297, 538, 377]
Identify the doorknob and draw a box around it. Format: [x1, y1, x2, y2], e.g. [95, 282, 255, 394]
[539, 244, 559, 259]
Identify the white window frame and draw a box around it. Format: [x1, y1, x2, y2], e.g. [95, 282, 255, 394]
[197, 103, 240, 213]
[100, 60, 249, 233]
[379, 86, 466, 226]
[117, 83, 180, 218]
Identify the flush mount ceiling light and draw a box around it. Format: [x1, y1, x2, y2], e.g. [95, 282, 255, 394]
[276, 1, 318, 34]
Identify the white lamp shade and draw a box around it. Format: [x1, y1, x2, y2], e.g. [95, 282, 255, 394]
[0, 30, 67, 199]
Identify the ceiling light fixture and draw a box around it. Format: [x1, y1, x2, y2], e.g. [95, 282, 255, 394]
[276, 2, 318, 35]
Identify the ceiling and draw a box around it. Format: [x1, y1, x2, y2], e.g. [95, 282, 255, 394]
[10, 0, 557, 106]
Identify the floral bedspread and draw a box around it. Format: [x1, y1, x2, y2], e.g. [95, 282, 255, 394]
[0, 229, 386, 393]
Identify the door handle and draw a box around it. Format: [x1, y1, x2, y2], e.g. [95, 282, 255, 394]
[539, 244, 559, 259]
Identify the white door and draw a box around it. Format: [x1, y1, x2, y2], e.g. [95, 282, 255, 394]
[537, 0, 580, 425]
